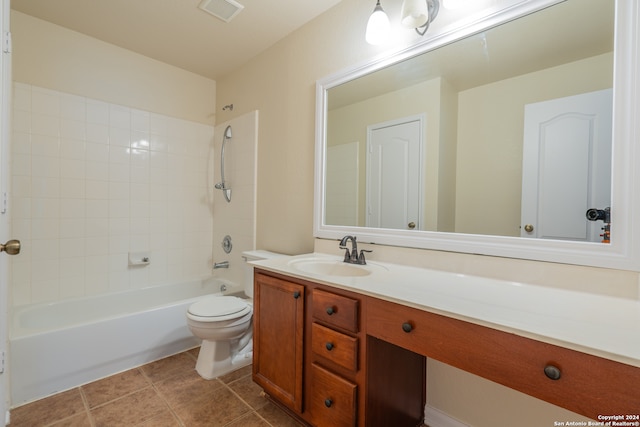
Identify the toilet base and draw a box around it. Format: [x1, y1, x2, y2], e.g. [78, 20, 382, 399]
[195, 337, 253, 380]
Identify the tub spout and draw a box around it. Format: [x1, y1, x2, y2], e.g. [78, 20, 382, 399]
[213, 261, 229, 269]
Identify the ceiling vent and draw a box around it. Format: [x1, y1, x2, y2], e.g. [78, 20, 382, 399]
[198, 0, 245, 23]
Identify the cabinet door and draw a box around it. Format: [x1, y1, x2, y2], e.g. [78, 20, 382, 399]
[253, 272, 305, 413]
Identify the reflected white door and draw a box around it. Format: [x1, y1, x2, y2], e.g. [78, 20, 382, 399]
[366, 116, 423, 230]
[0, 0, 10, 423]
[521, 89, 612, 241]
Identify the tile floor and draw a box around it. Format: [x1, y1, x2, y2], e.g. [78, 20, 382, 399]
[9, 348, 305, 427]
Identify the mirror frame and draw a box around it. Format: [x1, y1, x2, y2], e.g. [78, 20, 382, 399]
[314, 0, 640, 271]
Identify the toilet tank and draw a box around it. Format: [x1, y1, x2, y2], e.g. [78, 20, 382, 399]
[241, 250, 284, 298]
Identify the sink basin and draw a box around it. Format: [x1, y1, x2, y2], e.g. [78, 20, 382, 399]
[289, 259, 372, 277]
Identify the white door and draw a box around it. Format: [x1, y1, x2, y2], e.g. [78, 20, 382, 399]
[366, 116, 423, 230]
[521, 89, 612, 241]
[0, 0, 10, 424]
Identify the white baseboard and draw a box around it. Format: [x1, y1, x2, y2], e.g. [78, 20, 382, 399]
[424, 404, 470, 427]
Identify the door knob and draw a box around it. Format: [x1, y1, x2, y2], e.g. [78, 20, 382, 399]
[408, 222, 416, 229]
[524, 224, 534, 233]
[0, 239, 20, 255]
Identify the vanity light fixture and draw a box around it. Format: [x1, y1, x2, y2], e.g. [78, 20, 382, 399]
[365, 0, 391, 45]
[366, 0, 440, 45]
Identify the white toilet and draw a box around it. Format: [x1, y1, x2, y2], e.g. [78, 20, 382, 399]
[186, 250, 283, 379]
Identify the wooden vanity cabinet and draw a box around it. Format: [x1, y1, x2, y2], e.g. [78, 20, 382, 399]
[253, 271, 305, 413]
[254, 269, 380, 426]
[366, 297, 640, 420]
[254, 268, 639, 425]
[308, 289, 361, 427]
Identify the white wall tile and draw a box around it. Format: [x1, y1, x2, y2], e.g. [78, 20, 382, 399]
[31, 88, 60, 116]
[85, 180, 108, 199]
[60, 93, 86, 121]
[86, 123, 109, 144]
[12, 132, 31, 155]
[109, 127, 131, 148]
[59, 238, 86, 259]
[10, 84, 221, 306]
[86, 100, 109, 125]
[109, 105, 131, 129]
[13, 83, 32, 112]
[31, 113, 59, 137]
[60, 138, 85, 160]
[60, 218, 87, 238]
[32, 134, 59, 157]
[12, 110, 31, 133]
[60, 119, 85, 140]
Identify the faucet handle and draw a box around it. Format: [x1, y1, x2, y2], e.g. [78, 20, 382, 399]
[357, 249, 372, 265]
[339, 246, 351, 262]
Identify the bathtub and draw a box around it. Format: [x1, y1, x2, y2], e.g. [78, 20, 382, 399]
[10, 278, 229, 406]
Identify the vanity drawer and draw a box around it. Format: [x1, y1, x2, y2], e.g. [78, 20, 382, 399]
[312, 322, 358, 371]
[310, 363, 357, 427]
[366, 297, 640, 419]
[313, 289, 359, 333]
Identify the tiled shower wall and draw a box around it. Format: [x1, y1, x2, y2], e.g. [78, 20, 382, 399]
[10, 83, 215, 306]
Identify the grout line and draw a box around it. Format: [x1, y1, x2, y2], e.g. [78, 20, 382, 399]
[149, 381, 185, 427]
[221, 374, 278, 427]
[78, 387, 97, 427]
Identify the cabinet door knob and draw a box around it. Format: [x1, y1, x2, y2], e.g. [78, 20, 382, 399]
[293, 291, 300, 299]
[324, 398, 333, 408]
[402, 322, 413, 333]
[544, 365, 562, 380]
[326, 307, 335, 315]
[325, 342, 334, 351]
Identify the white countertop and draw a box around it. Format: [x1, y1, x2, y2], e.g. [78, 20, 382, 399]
[251, 253, 640, 368]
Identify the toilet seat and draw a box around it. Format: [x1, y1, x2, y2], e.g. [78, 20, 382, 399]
[187, 296, 251, 322]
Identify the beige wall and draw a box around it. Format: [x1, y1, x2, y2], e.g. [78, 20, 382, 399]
[11, 11, 216, 125]
[216, 0, 637, 425]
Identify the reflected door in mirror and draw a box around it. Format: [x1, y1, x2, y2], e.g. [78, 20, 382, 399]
[366, 117, 423, 230]
[521, 89, 612, 242]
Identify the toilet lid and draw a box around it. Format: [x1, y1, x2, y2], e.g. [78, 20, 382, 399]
[188, 296, 249, 318]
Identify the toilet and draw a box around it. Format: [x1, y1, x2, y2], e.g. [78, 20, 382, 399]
[186, 250, 283, 379]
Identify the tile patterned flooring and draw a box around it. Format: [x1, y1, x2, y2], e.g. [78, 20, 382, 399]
[9, 348, 305, 427]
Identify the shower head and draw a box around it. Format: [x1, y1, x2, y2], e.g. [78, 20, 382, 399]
[224, 125, 232, 139]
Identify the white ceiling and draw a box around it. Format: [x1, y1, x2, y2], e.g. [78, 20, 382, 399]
[11, 0, 343, 80]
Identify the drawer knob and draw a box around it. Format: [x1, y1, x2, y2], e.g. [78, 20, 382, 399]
[326, 306, 335, 315]
[402, 322, 413, 333]
[325, 342, 334, 351]
[324, 398, 333, 408]
[293, 291, 301, 299]
[544, 365, 562, 380]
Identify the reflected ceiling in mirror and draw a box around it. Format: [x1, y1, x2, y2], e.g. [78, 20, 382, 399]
[323, 0, 613, 241]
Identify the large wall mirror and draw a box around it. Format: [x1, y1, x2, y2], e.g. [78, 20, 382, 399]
[315, 0, 640, 271]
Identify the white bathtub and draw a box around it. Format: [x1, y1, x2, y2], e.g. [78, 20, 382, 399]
[10, 278, 229, 406]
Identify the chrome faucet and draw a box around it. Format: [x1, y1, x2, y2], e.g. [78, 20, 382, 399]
[213, 261, 229, 269]
[339, 235, 371, 265]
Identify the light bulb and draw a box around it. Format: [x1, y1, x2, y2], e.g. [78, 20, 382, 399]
[365, 1, 390, 45]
